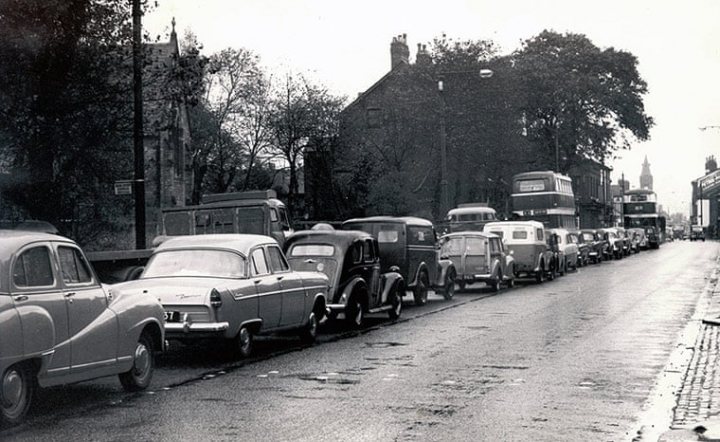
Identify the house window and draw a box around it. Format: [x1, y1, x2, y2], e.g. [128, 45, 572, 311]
[366, 108, 382, 128]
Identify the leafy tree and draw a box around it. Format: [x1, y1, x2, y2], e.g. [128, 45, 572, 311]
[267, 73, 345, 218]
[512, 30, 654, 172]
[0, 0, 154, 245]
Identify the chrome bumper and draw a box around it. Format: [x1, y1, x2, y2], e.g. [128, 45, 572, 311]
[165, 321, 230, 333]
[327, 303, 346, 311]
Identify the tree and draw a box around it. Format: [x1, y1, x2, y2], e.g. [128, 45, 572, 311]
[267, 73, 345, 218]
[0, 0, 153, 244]
[512, 30, 654, 172]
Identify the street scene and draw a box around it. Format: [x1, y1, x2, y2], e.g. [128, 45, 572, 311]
[1, 0, 720, 441]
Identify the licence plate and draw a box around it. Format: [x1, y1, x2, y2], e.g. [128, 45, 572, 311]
[164, 311, 181, 322]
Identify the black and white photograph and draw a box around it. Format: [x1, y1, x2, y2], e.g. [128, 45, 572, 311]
[0, 0, 719, 440]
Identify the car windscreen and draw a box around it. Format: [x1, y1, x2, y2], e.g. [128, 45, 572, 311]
[582, 233, 595, 241]
[142, 249, 246, 279]
[289, 244, 335, 257]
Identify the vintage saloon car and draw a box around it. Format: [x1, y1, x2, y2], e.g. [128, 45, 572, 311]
[548, 228, 579, 274]
[579, 229, 606, 264]
[0, 231, 165, 427]
[114, 234, 329, 358]
[341, 217, 456, 304]
[598, 228, 625, 260]
[483, 221, 556, 283]
[438, 231, 515, 292]
[570, 231, 589, 267]
[284, 230, 404, 327]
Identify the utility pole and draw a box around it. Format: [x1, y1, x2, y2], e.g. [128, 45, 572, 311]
[438, 78, 449, 218]
[555, 124, 560, 172]
[620, 172, 625, 227]
[132, 0, 146, 249]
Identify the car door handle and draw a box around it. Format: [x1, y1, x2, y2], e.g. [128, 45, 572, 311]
[64, 292, 76, 298]
[254, 279, 262, 284]
[13, 295, 28, 302]
[277, 276, 284, 281]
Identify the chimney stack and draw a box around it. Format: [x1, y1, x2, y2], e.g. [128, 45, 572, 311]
[390, 33, 409, 69]
[416, 43, 431, 66]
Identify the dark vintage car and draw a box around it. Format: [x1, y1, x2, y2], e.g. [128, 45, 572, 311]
[284, 230, 404, 327]
[341, 217, 456, 304]
[579, 229, 606, 264]
[0, 231, 165, 427]
[438, 231, 515, 292]
[114, 234, 329, 358]
[690, 226, 705, 242]
[598, 228, 625, 260]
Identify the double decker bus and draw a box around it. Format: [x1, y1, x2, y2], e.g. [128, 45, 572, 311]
[510, 171, 578, 229]
[622, 188, 665, 248]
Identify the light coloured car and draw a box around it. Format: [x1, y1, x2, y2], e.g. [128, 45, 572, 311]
[115, 234, 329, 358]
[548, 228, 579, 274]
[438, 231, 515, 292]
[483, 221, 555, 283]
[0, 231, 164, 427]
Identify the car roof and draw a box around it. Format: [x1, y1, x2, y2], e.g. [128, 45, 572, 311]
[343, 216, 434, 227]
[0, 230, 74, 256]
[484, 221, 545, 229]
[286, 230, 373, 249]
[154, 234, 276, 254]
[447, 207, 496, 216]
[441, 231, 499, 240]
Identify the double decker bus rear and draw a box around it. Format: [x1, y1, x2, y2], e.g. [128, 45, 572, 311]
[511, 171, 578, 229]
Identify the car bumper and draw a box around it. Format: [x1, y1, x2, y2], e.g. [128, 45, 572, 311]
[165, 321, 230, 337]
[327, 303, 347, 312]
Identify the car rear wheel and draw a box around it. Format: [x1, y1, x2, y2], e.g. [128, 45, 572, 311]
[388, 285, 403, 320]
[1, 363, 35, 427]
[234, 326, 253, 358]
[299, 312, 318, 344]
[440, 270, 456, 301]
[119, 332, 154, 392]
[489, 271, 501, 292]
[346, 296, 364, 328]
[535, 266, 545, 284]
[413, 273, 429, 306]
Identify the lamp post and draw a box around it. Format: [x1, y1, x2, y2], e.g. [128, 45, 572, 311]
[132, 0, 146, 249]
[437, 68, 493, 217]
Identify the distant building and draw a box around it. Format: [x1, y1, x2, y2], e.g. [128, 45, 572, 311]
[610, 178, 630, 227]
[567, 160, 613, 228]
[640, 155, 653, 190]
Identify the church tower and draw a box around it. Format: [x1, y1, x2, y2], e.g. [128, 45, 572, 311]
[640, 156, 653, 190]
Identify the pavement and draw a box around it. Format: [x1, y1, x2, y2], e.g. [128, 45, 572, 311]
[659, 246, 720, 441]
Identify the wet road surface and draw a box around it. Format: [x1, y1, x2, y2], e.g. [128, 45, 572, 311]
[3, 241, 718, 441]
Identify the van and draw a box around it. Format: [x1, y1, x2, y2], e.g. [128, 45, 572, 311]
[483, 221, 555, 283]
[160, 190, 293, 248]
[445, 204, 498, 233]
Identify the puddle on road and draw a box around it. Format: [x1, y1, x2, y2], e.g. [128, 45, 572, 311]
[364, 341, 408, 348]
[295, 373, 361, 385]
[464, 326, 491, 331]
[480, 364, 530, 370]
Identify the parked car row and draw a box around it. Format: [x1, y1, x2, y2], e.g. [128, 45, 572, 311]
[0, 216, 663, 427]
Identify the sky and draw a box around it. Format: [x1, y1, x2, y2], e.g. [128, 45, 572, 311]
[144, 0, 720, 216]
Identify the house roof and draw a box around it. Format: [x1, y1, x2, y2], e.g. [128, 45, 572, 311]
[343, 61, 410, 112]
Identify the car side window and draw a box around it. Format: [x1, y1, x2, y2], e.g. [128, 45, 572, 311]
[489, 238, 500, 253]
[536, 229, 544, 241]
[251, 248, 269, 275]
[267, 246, 290, 272]
[363, 239, 375, 262]
[351, 243, 363, 264]
[57, 246, 93, 285]
[13, 246, 55, 288]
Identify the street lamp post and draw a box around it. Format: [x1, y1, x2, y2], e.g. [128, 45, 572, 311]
[437, 69, 493, 217]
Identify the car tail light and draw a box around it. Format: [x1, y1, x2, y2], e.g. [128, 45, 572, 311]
[210, 289, 222, 308]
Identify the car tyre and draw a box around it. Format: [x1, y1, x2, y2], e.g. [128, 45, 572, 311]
[490, 271, 502, 292]
[413, 273, 429, 306]
[119, 332, 154, 392]
[234, 326, 253, 358]
[388, 285, 403, 320]
[299, 312, 318, 344]
[441, 270, 456, 301]
[346, 296, 364, 328]
[0, 363, 35, 427]
[535, 266, 545, 284]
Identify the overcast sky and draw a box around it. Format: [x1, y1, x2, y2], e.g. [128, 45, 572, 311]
[145, 0, 720, 216]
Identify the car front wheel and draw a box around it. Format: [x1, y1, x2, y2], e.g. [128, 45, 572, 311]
[440, 270, 456, 301]
[346, 296, 364, 328]
[234, 326, 253, 358]
[119, 332, 154, 392]
[299, 312, 318, 344]
[388, 285, 403, 320]
[1, 363, 35, 427]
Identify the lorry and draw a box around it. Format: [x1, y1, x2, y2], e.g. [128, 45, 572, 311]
[87, 190, 293, 283]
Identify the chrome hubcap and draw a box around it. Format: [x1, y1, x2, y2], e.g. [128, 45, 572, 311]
[240, 328, 250, 351]
[133, 343, 150, 377]
[308, 313, 317, 336]
[2, 369, 22, 408]
[354, 303, 362, 324]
